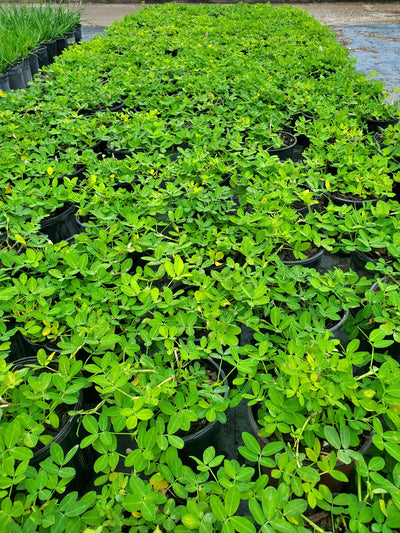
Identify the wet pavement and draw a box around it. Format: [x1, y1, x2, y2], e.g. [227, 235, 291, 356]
[333, 24, 400, 99]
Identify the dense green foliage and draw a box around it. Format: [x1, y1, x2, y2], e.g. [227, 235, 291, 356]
[0, 2, 81, 72]
[0, 3, 400, 532]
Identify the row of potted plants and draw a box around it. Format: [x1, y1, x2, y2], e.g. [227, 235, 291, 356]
[0, 2, 400, 531]
[0, 3, 82, 92]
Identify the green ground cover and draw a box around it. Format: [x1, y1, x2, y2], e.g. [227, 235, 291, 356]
[0, 3, 400, 531]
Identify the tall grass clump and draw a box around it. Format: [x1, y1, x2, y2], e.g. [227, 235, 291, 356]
[0, 2, 82, 71]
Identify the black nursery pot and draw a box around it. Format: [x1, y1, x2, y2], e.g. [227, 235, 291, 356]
[40, 202, 85, 243]
[267, 131, 297, 161]
[349, 249, 391, 279]
[78, 100, 125, 117]
[324, 190, 387, 210]
[178, 358, 230, 469]
[12, 357, 93, 493]
[7, 63, 26, 90]
[22, 57, 32, 86]
[366, 117, 399, 133]
[56, 36, 67, 55]
[64, 30, 76, 47]
[42, 39, 58, 64]
[28, 52, 40, 77]
[74, 24, 82, 43]
[8, 329, 61, 363]
[35, 45, 49, 68]
[0, 71, 10, 93]
[282, 247, 324, 269]
[106, 143, 134, 160]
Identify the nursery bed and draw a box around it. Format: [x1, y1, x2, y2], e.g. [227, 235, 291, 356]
[1, 3, 400, 532]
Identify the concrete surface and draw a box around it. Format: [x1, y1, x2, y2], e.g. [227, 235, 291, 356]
[79, 2, 400, 26]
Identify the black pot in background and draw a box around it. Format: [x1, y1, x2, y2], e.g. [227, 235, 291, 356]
[7, 62, 26, 90]
[178, 358, 230, 469]
[247, 403, 373, 493]
[64, 30, 76, 47]
[0, 71, 10, 93]
[366, 117, 399, 133]
[40, 202, 85, 243]
[12, 357, 92, 494]
[106, 143, 134, 160]
[8, 329, 61, 363]
[42, 39, 58, 64]
[281, 247, 324, 270]
[74, 24, 82, 43]
[267, 131, 297, 161]
[22, 57, 32, 86]
[324, 190, 387, 210]
[356, 277, 400, 364]
[28, 52, 40, 77]
[78, 100, 125, 117]
[57, 164, 87, 185]
[349, 248, 392, 279]
[56, 36, 67, 55]
[35, 45, 49, 68]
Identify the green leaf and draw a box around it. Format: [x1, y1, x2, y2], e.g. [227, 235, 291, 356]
[262, 441, 284, 457]
[225, 486, 241, 516]
[324, 426, 341, 450]
[210, 495, 227, 521]
[11, 446, 33, 461]
[298, 466, 320, 484]
[270, 307, 281, 328]
[368, 456, 385, 471]
[229, 516, 256, 533]
[203, 446, 215, 465]
[385, 442, 400, 462]
[182, 514, 201, 528]
[50, 443, 64, 465]
[168, 435, 184, 449]
[249, 497, 265, 525]
[241, 432, 261, 455]
[141, 501, 157, 522]
[5, 420, 21, 449]
[174, 255, 184, 276]
[64, 500, 89, 517]
[285, 499, 308, 517]
[262, 486, 280, 521]
[82, 415, 99, 433]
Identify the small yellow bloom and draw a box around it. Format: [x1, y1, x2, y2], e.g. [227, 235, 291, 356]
[47, 167, 53, 176]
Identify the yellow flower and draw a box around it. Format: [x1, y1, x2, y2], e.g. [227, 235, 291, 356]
[47, 167, 53, 176]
